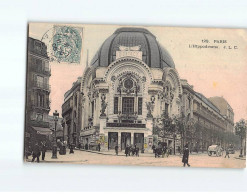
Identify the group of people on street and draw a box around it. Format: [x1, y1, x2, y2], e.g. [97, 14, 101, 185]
[28, 141, 47, 163]
[125, 144, 140, 157]
[224, 147, 230, 158]
[152, 144, 172, 158]
[152, 143, 191, 167]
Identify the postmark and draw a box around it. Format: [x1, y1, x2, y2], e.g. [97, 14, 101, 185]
[41, 25, 82, 64]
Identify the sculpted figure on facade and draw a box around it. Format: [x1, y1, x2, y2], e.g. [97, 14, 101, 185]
[100, 93, 107, 117]
[146, 101, 154, 118]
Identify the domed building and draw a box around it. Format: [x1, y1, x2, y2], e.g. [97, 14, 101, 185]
[62, 27, 235, 153]
[79, 27, 183, 151]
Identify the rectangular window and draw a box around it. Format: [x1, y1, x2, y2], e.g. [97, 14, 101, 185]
[36, 75, 44, 88]
[37, 75, 44, 82]
[44, 61, 49, 71]
[114, 97, 118, 114]
[37, 94, 44, 107]
[36, 113, 43, 121]
[36, 59, 42, 72]
[138, 97, 142, 115]
[165, 103, 169, 116]
[122, 97, 134, 114]
[91, 101, 94, 117]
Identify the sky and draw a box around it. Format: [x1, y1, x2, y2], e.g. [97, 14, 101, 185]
[29, 23, 247, 122]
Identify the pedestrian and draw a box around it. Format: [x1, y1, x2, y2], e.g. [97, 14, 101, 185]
[152, 145, 156, 153]
[182, 144, 190, 167]
[136, 147, 139, 157]
[41, 141, 47, 161]
[169, 147, 172, 155]
[225, 147, 230, 158]
[125, 145, 129, 157]
[69, 144, 74, 154]
[155, 144, 161, 158]
[178, 146, 181, 154]
[128, 145, 131, 156]
[135, 144, 139, 157]
[98, 143, 101, 152]
[25, 145, 31, 160]
[31, 142, 41, 163]
[161, 145, 166, 158]
[115, 145, 119, 155]
[166, 147, 170, 157]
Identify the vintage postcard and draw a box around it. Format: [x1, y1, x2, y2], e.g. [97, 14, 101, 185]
[24, 23, 247, 168]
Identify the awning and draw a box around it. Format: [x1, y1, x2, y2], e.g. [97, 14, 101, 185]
[31, 126, 52, 135]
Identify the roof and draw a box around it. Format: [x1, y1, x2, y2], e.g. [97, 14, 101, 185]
[28, 37, 49, 58]
[90, 27, 175, 69]
[195, 92, 220, 113]
[209, 96, 233, 114]
[64, 77, 82, 100]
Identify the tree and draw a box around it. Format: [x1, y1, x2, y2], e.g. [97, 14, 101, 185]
[173, 114, 187, 152]
[195, 122, 204, 152]
[235, 119, 247, 157]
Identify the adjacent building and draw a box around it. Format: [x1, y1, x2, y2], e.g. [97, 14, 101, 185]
[25, 37, 51, 149]
[61, 77, 82, 146]
[181, 80, 234, 151]
[209, 96, 234, 133]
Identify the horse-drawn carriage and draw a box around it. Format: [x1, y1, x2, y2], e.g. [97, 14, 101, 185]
[208, 145, 223, 156]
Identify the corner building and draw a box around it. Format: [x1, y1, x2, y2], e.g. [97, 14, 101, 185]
[25, 37, 51, 149]
[80, 28, 182, 151]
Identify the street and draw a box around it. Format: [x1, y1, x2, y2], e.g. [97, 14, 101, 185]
[25, 149, 246, 168]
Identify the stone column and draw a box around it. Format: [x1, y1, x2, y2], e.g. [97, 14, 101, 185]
[190, 98, 194, 118]
[131, 132, 134, 145]
[146, 117, 153, 136]
[99, 116, 107, 134]
[118, 133, 121, 150]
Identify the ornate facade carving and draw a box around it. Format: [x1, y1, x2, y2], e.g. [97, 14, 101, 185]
[100, 93, 107, 116]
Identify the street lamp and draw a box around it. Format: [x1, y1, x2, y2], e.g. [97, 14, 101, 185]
[171, 120, 176, 155]
[52, 110, 59, 159]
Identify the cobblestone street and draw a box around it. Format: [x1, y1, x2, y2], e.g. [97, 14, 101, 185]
[25, 149, 246, 168]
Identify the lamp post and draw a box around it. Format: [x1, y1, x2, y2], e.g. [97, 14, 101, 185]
[171, 120, 176, 155]
[52, 110, 59, 159]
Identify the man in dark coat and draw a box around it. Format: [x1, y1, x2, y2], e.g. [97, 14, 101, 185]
[225, 147, 230, 158]
[98, 143, 101, 152]
[152, 145, 156, 153]
[125, 145, 129, 157]
[41, 142, 47, 160]
[32, 142, 41, 163]
[182, 144, 190, 167]
[115, 145, 119, 155]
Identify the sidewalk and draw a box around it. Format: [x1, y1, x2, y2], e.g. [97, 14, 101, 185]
[79, 148, 155, 157]
[78, 148, 190, 157]
[234, 156, 246, 160]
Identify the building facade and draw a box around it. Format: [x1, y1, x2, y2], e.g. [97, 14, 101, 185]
[209, 96, 234, 133]
[61, 27, 235, 152]
[181, 80, 234, 152]
[79, 28, 183, 151]
[62, 77, 82, 147]
[25, 37, 51, 149]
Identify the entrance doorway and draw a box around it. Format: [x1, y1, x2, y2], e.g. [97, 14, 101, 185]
[121, 132, 131, 150]
[108, 132, 118, 150]
[134, 133, 144, 150]
[168, 140, 172, 148]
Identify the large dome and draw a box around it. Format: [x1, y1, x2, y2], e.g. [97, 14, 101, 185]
[90, 27, 175, 69]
